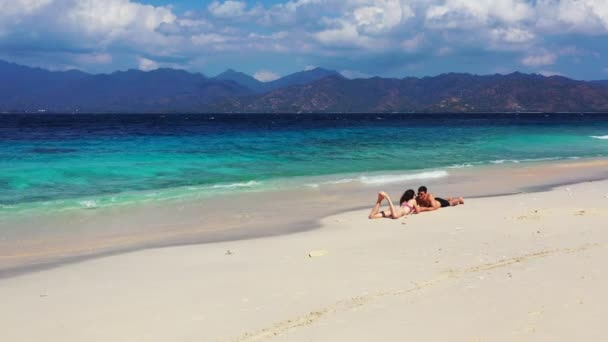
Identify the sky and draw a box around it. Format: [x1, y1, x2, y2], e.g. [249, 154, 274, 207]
[1, 0, 608, 81]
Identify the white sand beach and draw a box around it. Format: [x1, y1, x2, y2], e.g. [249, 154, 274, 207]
[1, 178, 607, 341]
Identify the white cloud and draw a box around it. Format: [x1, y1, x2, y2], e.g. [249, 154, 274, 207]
[138, 57, 159, 71]
[74, 53, 113, 65]
[316, 21, 363, 47]
[191, 33, 229, 46]
[4, 0, 608, 77]
[489, 27, 535, 44]
[0, 0, 177, 57]
[425, 0, 534, 29]
[0, 0, 52, 19]
[208, 1, 248, 18]
[304, 65, 317, 71]
[536, 0, 608, 34]
[64, 0, 176, 35]
[402, 33, 424, 51]
[436, 46, 452, 56]
[352, 0, 413, 35]
[521, 51, 557, 66]
[254, 70, 281, 82]
[538, 70, 564, 77]
[340, 69, 372, 79]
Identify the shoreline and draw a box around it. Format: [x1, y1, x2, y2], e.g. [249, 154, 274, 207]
[1, 177, 607, 341]
[1, 157, 608, 279]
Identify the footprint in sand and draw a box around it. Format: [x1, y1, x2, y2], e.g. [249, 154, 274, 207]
[516, 214, 541, 221]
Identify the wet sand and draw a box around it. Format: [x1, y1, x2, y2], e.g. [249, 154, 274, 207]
[1, 158, 608, 276]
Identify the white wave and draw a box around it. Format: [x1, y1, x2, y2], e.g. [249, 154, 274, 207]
[492, 156, 580, 165]
[319, 178, 357, 185]
[591, 135, 608, 140]
[79, 200, 98, 209]
[518, 157, 562, 162]
[491, 159, 519, 164]
[448, 163, 474, 169]
[305, 178, 356, 188]
[210, 180, 261, 189]
[359, 170, 449, 185]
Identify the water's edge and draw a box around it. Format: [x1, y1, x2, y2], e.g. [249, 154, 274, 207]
[2, 159, 607, 280]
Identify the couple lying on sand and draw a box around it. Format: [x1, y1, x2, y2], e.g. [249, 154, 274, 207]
[369, 186, 464, 219]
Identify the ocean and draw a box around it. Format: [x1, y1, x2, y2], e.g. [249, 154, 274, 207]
[1, 113, 608, 216]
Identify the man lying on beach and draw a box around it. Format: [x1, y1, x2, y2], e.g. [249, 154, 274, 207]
[416, 186, 464, 213]
[368, 190, 420, 219]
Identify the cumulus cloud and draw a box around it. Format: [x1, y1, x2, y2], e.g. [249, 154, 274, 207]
[208, 1, 248, 18]
[536, 0, 608, 34]
[521, 51, 557, 66]
[65, 0, 176, 35]
[538, 70, 564, 77]
[314, 0, 414, 49]
[254, 70, 281, 82]
[402, 33, 425, 51]
[315, 20, 377, 48]
[0, 0, 176, 57]
[489, 27, 535, 44]
[191, 33, 229, 46]
[425, 0, 535, 29]
[74, 53, 113, 65]
[2, 0, 608, 78]
[352, 0, 413, 35]
[138, 57, 159, 71]
[340, 69, 373, 79]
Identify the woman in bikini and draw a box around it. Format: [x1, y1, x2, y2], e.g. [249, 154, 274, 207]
[368, 189, 419, 219]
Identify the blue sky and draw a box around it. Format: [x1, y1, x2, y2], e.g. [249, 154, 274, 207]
[1, 0, 608, 80]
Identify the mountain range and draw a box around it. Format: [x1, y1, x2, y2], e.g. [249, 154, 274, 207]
[2, 59, 608, 113]
[215, 68, 342, 93]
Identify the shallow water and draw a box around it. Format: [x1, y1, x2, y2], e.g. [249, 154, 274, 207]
[1, 113, 608, 216]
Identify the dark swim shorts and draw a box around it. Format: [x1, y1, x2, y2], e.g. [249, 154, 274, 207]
[436, 197, 451, 208]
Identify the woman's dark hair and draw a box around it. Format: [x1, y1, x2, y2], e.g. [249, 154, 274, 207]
[400, 189, 415, 205]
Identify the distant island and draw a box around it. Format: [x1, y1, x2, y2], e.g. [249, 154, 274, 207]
[2, 59, 608, 113]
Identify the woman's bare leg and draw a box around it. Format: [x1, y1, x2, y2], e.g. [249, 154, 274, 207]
[369, 192, 391, 219]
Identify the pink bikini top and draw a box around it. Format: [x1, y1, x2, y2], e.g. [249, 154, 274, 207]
[401, 202, 416, 213]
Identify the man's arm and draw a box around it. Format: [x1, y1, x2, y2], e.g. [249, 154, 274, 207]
[416, 205, 438, 213]
[416, 194, 441, 213]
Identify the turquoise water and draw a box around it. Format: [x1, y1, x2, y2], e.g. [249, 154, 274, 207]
[1, 113, 607, 215]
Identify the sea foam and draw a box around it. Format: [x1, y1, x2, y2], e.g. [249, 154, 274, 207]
[491, 156, 582, 164]
[79, 200, 98, 209]
[210, 181, 261, 189]
[359, 170, 449, 185]
[447, 163, 475, 169]
[591, 135, 608, 140]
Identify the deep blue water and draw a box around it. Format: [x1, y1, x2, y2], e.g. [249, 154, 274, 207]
[1, 113, 607, 213]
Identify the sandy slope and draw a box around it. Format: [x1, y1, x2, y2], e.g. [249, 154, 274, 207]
[1, 180, 607, 341]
